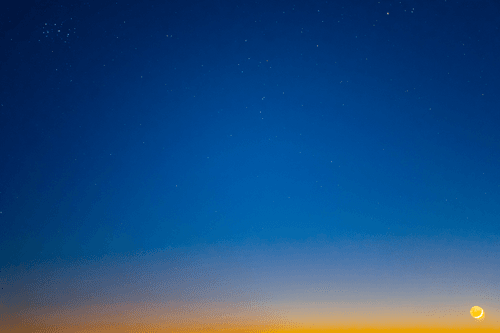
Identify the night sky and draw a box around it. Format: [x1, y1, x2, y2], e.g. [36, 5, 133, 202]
[1, 0, 500, 332]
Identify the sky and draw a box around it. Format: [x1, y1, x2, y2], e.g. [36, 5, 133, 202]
[1, 0, 500, 332]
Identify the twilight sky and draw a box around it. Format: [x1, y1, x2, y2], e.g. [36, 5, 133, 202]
[1, 0, 500, 332]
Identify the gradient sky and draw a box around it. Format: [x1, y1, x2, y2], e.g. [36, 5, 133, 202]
[1, 0, 500, 332]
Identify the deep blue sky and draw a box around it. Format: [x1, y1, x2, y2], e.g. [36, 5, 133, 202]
[1, 1, 500, 329]
[2, 0, 500, 265]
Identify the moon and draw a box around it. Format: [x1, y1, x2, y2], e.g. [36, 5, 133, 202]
[470, 306, 484, 320]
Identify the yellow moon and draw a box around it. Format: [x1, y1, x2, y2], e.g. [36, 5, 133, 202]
[470, 306, 484, 319]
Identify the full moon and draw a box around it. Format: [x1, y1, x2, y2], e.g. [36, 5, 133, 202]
[470, 306, 484, 321]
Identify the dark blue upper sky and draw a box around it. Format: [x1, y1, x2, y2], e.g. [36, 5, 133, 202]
[1, 0, 500, 269]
